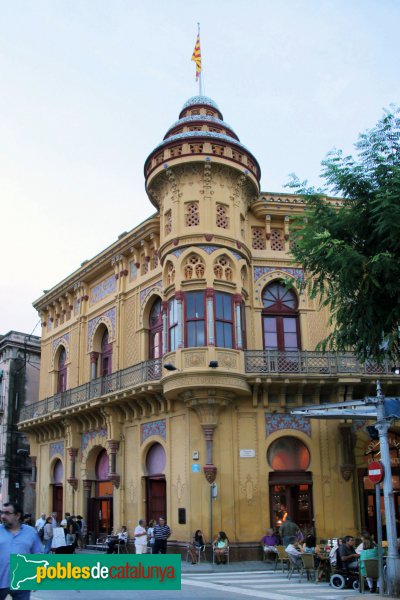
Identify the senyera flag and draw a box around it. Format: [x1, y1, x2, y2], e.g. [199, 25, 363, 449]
[191, 33, 202, 81]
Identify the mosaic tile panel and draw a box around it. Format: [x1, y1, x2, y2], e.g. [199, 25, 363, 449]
[49, 441, 64, 459]
[52, 334, 70, 354]
[90, 275, 117, 303]
[82, 428, 108, 452]
[87, 308, 116, 350]
[254, 266, 304, 283]
[141, 419, 167, 444]
[265, 414, 311, 438]
[140, 281, 162, 304]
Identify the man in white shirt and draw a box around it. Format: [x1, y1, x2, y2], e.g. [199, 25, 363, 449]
[285, 536, 302, 566]
[35, 513, 46, 532]
[134, 519, 147, 554]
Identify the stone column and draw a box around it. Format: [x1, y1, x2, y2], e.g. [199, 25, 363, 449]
[90, 352, 99, 380]
[233, 294, 243, 350]
[107, 440, 120, 488]
[206, 288, 215, 346]
[162, 301, 168, 355]
[82, 480, 92, 540]
[175, 291, 183, 349]
[67, 448, 79, 490]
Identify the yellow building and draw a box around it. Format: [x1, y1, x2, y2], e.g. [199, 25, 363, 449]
[19, 96, 400, 558]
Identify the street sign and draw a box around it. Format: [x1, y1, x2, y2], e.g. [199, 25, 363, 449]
[368, 461, 384, 484]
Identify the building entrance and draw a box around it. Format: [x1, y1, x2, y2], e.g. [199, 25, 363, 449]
[146, 477, 166, 522]
[269, 471, 314, 533]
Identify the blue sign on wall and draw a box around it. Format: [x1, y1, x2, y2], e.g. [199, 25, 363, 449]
[191, 464, 201, 472]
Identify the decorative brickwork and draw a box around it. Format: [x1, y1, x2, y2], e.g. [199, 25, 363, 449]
[166, 262, 175, 285]
[81, 428, 107, 452]
[252, 227, 266, 250]
[185, 202, 200, 227]
[87, 308, 116, 350]
[90, 275, 117, 303]
[271, 229, 284, 251]
[184, 254, 205, 280]
[214, 255, 233, 281]
[216, 204, 229, 229]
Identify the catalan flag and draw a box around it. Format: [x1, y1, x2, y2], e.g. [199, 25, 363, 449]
[191, 32, 202, 81]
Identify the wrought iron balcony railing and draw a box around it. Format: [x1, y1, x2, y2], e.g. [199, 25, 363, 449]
[244, 350, 393, 375]
[19, 358, 162, 423]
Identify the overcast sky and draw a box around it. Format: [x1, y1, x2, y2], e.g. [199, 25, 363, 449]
[1, 0, 399, 336]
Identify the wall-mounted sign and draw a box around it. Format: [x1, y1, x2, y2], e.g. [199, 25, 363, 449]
[192, 464, 201, 472]
[240, 449, 255, 458]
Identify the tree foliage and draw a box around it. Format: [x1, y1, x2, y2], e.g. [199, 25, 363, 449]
[289, 106, 400, 364]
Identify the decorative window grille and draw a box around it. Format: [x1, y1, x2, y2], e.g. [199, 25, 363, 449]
[212, 144, 225, 155]
[271, 229, 284, 251]
[165, 210, 172, 235]
[184, 254, 205, 280]
[185, 202, 200, 227]
[189, 143, 203, 154]
[214, 255, 233, 281]
[216, 204, 229, 229]
[252, 227, 266, 250]
[232, 150, 243, 162]
[191, 109, 200, 115]
[169, 145, 182, 158]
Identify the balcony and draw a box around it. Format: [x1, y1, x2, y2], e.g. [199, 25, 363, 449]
[19, 358, 162, 423]
[244, 350, 394, 375]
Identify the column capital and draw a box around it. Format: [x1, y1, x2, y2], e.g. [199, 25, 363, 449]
[203, 464, 217, 484]
[206, 288, 215, 299]
[107, 440, 120, 454]
[90, 352, 99, 364]
[68, 447, 79, 459]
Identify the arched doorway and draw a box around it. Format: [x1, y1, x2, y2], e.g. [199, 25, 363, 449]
[52, 459, 63, 522]
[149, 298, 162, 360]
[88, 449, 113, 538]
[145, 443, 166, 523]
[57, 347, 67, 393]
[262, 281, 300, 351]
[268, 436, 313, 535]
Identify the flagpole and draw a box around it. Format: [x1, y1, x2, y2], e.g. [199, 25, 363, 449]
[197, 23, 203, 96]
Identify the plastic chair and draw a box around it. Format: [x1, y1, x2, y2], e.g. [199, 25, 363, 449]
[186, 543, 206, 563]
[287, 553, 302, 580]
[360, 558, 379, 593]
[299, 553, 317, 582]
[212, 545, 229, 564]
[274, 545, 289, 572]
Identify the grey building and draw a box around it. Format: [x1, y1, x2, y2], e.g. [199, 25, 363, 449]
[0, 331, 40, 514]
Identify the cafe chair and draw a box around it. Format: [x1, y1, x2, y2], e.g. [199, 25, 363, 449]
[274, 545, 289, 573]
[359, 559, 379, 594]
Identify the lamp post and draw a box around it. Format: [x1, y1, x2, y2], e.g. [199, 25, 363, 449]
[368, 382, 400, 597]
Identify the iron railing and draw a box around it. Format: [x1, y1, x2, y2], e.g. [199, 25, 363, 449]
[244, 350, 392, 375]
[19, 358, 162, 422]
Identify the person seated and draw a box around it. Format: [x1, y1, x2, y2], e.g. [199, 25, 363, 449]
[359, 538, 378, 592]
[106, 526, 128, 554]
[356, 531, 376, 555]
[337, 535, 359, 571]
[285, 536, 302, 566]
[213, 531, 229, 564]
[261, 528, 279, 552]
[188, 529, 206, 564]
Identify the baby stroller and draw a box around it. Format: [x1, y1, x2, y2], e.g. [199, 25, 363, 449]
[329, 546, 359, 591]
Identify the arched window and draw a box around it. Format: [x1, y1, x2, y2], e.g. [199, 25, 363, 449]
[267, 436, 310, 471]
[57, 347, 67, 393]
[100, 330, 112, 376]
[262, 282, 300, 351]
[149, 298, 163, 359]
[96, 449, 109, 481]
[146, 443, 166, 476]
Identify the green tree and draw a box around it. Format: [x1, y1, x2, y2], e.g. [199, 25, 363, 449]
[289, 106, 400, 364]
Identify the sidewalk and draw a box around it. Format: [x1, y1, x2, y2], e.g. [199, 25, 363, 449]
[77, 549, 280, 573]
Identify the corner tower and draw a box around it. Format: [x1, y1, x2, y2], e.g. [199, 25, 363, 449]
[144, 95, 261, 265]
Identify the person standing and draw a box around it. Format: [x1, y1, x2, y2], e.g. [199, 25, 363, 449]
[153, 517, 171, 554]
[43, 517, 53, 554]
[134, 520, 147, 554]
[147, 520, 155, 553]
[0, 501, 43, 600]
[279, 516, 301, 547]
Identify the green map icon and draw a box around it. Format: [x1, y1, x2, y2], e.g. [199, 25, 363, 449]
[11, 554, 50, 589]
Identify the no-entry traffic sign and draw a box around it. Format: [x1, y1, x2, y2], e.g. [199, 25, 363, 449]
[368, 460, 384, 484]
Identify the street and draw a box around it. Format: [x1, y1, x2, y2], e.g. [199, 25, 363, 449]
[30, 568, 361, 600]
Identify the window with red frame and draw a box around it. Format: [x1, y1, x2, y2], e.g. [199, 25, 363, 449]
[215, 292, 234, 348]
[168, 297, 178, 351]
[149, 298, 162, 359]
[185, 291, 206, 347]
[262, 282, 300, 350]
